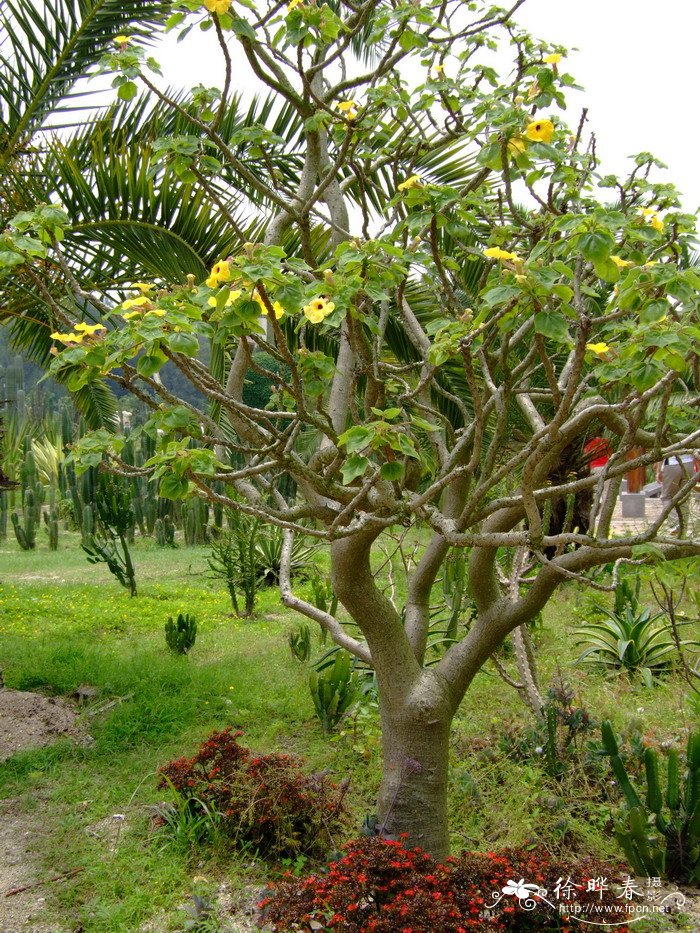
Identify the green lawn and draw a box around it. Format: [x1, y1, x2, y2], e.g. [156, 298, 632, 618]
[0, 533, 697, 931]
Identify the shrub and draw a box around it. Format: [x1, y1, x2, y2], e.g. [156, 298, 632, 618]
[157, 728, 347, 860]
[164, 612, 197, 654]
[258, 837, 635, 932]
[574, 603, 698, 686]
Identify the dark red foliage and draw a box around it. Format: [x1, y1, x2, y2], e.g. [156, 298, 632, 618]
[258, 837, 634, 932]
[157, 728, 346, 859]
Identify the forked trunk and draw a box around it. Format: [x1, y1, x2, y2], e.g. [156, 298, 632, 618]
[376, 705, 452, 860]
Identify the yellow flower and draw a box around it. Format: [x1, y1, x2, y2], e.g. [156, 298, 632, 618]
[642, 208, 664, 232]
[508, 136, 526, 156]
[544, 53, 563, 65]
[287, 0, 303, 9]
[50, 331, 84, 345]
[483, 246, 520, 262]
[121, 296, 151, 310]
[524, 118, 554, 144]
[433, 64, 444, 75]
[397, 174, 423, 191]
[74, 322, 106, 336]
[337, 100, 358, 120]
[207, 288, 242, 308]
[586, 342, 611, 356]
[114, 35, 130, 45]
[610, 255, 632, 268]
[132, 282, 154, 294]
[303, 297, 335, 324]
[643, 260, 657, 269]
[146, 309, 167, 318]
[122, 311, 142, 321]
[203, 0, 231, 14]
[253, 291, 285, 320]
[206, 260, 231, 288]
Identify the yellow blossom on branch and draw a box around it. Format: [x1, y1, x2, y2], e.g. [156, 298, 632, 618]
[207, 289, 243, 308]
[287, 0, 303, 9]
[610, 255, 632, 269]
[74, 322, 106, 336]
[397, 174, 423, 191]
[206, 260, 231, 288]
[253, 291, 285, 320]
[543, 53, 562, 65]
[586, 342, 611, 356]
[508, 136, 526, 156]
[524, 118, 554, 144]
[121, 296, 152, 311]
[50, 331, 84, 345]
[642, 208, 664, 232]
[337, 100, 358, 120]
[483, 246, 520, 262]
[203, 0, 231, 14]
[303, 297, 335, 324]
[114, 35, 130, 45]
[132, 282, 155, 294]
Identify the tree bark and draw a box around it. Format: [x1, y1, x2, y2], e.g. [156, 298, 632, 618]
[375, 678, 453, 860]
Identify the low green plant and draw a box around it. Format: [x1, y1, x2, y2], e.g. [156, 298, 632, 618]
[165, 613, 197, 655]
[601, 720, 700, 883]
[574, 603, 698, 686]
[288, 623, 312, 663]
[255, 524, 320, 587]
[309, 650, 360, 735]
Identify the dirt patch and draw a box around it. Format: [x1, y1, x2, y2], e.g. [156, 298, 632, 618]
[0, 689, 82, 761]
[0, 798, 70, 933]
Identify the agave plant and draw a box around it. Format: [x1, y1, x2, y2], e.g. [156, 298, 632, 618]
[575, 604, 700, 687]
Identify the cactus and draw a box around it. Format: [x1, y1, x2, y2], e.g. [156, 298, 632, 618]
[44, 505, 59, 550]
[309, 651, 360, 735]
[11, 487, 37, 549]
[601, 721, 700, 883]
[0, 493, 8, 540]
[182, 497, 209, 546]
[165, 613, 197, 654]
[155, 515, 176, 547]
[289, 624, 312, 663]
[82, 475, 137, 596]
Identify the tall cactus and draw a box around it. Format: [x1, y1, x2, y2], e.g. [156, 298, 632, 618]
[11, 487, 37, 549]
[44, 505, 59, 550]
[601, 721, 700, 883]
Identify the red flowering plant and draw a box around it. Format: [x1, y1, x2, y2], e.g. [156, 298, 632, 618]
[157, 728, 348, 859]
[257, 837, 635, 932]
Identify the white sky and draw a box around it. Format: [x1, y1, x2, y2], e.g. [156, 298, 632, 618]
[153, 0, 700, 215]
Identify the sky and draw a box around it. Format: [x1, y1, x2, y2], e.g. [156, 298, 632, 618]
[153, 0, 700, 215]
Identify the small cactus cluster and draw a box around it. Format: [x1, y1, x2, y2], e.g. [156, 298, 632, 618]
[165, 612, 197, 655]
[309, 651, 360, 735]
[601, 720, 700, 883]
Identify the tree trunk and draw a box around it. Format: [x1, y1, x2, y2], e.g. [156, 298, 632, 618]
[376, 703, 452, 860]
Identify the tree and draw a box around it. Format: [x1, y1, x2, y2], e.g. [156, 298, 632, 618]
[2, 0, 699, 859]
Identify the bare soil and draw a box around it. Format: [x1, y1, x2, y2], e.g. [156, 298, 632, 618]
[0, 798, 69, 933]
[0, 690, 81, 762]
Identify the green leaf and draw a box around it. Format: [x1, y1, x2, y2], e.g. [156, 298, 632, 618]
[159, 474, 190, 500]
[117, 81, 138, 102]
[579, 230, 614, 263]
[167, 332, 199, 356]
[380, 461, 403, 481]
[340, 455, 369, 485]
[534, 311, 570, 343]
[593, 257, 620, 283]
[136, 349, 167, 377]
[338, 425, 373, 454]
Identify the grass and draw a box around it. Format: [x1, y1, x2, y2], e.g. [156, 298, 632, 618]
[0, 531, 698, 931]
